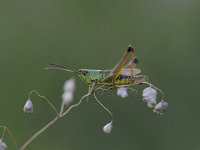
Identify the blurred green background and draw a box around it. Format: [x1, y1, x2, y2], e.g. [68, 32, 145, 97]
[0, 0, 200, 149]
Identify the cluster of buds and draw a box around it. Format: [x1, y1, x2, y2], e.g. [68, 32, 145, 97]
[62, 78, 76, 106]
[116, 85, 168, 115]
[142, 87, 168, 115]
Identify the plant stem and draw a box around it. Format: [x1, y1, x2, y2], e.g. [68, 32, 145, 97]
[20, 93, 90, 150]
[60, 93, 90, 117]
[20, 116, 59, 150]
[29, 90, 59, 115]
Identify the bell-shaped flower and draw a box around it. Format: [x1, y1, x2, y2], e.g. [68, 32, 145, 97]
[142, 87, 157, 107]
[23, 99, 33, 114]
[142, 87, 157, 100]
[0, 139, 7, 150]
[117, 87, 128, 98]
[153, 100, 168, 115]
[103, 121, 113, 134]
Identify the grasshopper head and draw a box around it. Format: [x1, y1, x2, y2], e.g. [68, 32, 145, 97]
[77, 69, 88, 76]
[77, 69, 91, 83]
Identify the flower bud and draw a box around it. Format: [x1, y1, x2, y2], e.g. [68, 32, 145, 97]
[142, 87, 157, 107]
[117, 87, 128, 98]
[143, 94, 157, 103]
[0, 139, 7, 150]
[147, 99, 157, 108]
[62, 92, 73, 106]
[120, 91, 128, 98]
[23, 99, 33, 114]
[142, 87, 157, 97]
[63, 78, 75, 92]
[103, 121, 113, 134]
[153, 100, 168, 115]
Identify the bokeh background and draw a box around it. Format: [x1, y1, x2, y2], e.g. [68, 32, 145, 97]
[0, 0, 200, 150]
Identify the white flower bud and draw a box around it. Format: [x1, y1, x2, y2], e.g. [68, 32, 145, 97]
[117, 87, 128, 98]
[143, 94, 157, 103]
[147, 99, 157, 108]
[120, 91, 128, 98]
[142, 87, 157, 97]
[23, 99, 33, 114]
[63, 78, 75, 92]
[62, 92, 73, 106]
[142, 87, 157, 108]
[103, 121, 113, 134]
[0, 139, 7, 150]
[153, 100, 168, 115]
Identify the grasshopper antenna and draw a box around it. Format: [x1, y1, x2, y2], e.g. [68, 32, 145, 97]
[45, 63, 76, 73]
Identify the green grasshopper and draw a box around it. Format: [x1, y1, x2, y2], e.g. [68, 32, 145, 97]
[46, 45, 150, 93]
[46, 45, 166, 116]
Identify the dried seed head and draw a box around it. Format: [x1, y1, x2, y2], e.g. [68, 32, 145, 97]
[23, 99, 33, 114]
[103, 121, 113, 134]
[153, 100, 168, 115]
[63, 78, 75, 92]
[117, 87, 128, 98]
[0, 139, 7, 150]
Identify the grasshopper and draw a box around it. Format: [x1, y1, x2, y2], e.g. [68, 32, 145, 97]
[46, 45, 151, 93]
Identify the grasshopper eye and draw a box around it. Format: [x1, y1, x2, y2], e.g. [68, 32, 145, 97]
[77, 69, 88, 76]
[134, 57, 139, 64]
[81, 70, 88, 75]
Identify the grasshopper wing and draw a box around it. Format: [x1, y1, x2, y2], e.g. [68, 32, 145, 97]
[121, 68, 141, 76]
[122, 58, 141, 75]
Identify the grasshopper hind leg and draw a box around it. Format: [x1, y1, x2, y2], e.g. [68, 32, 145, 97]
[102, 45, 135, 84]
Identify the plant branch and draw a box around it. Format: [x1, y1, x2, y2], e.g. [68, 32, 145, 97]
[20, 92, 91, 150]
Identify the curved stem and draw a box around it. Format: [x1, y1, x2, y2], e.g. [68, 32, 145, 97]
[93, 93, 113, 121]
[60, 93, 91, 117]
[29, 90, 59, 115]
[142, 82, 165, 99]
